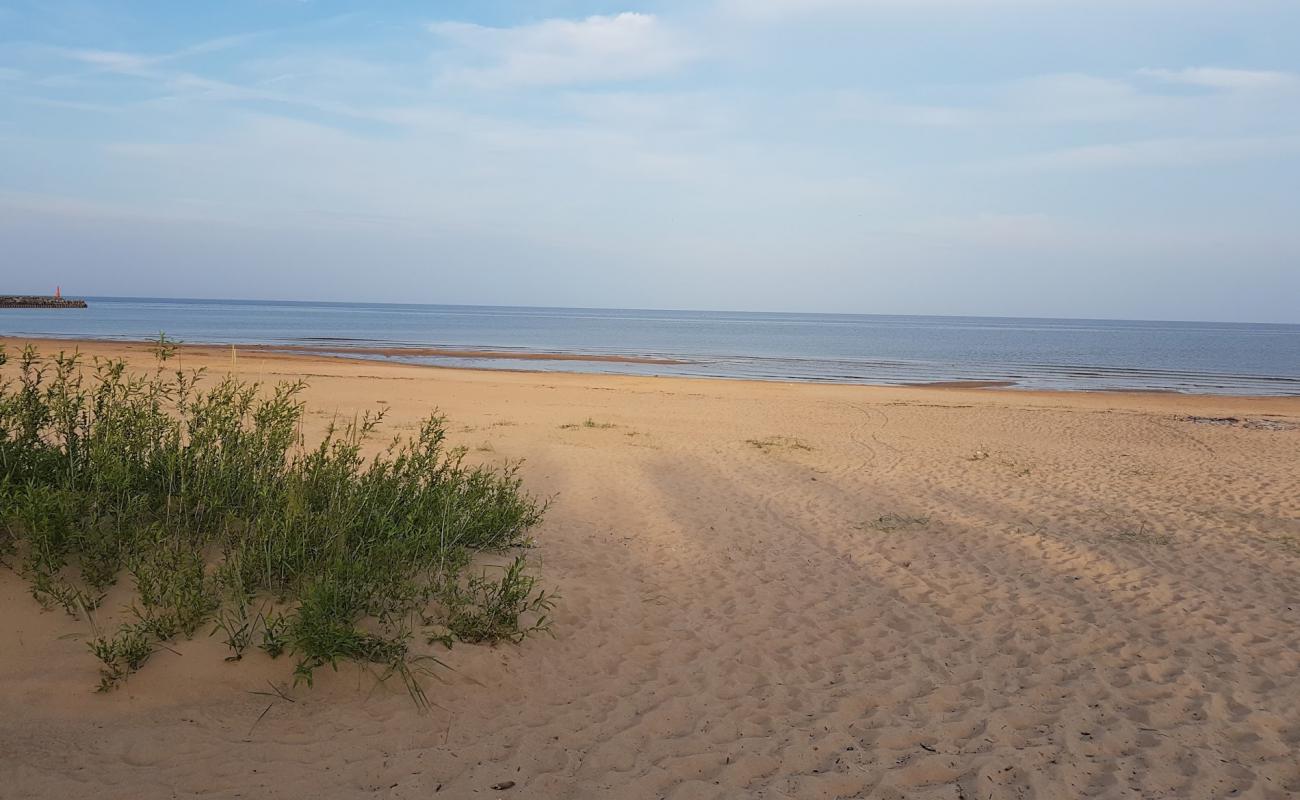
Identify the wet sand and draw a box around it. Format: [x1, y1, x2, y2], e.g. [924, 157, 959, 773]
[2, 338, 1299, 799]
[252, 342, 688, 365]
[9, 336, 688, 365]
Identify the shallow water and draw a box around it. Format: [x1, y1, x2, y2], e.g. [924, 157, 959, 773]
[2, 297, 1297, 395]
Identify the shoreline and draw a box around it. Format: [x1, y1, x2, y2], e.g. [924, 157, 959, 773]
[4, 334, 1299, 402]
[261, 342, 687, 365]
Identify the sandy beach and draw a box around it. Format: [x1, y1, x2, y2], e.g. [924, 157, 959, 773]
[2, 338, 1298, 799]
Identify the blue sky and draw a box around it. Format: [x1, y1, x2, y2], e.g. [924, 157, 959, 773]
[1, 1, 1298, 322]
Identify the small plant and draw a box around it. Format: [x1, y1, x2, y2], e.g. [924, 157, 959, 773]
[435, 556, 556, 645]
[560, 418, 616, 430]
[746, 436, 812, 452]
[211, 600, 256, 662]
[148, 331, 178, 362]
[89, 623, 155, 691]
[30, 573, 104, 616]
[862, 514, 931, 532]
[259, 610, 290, 659]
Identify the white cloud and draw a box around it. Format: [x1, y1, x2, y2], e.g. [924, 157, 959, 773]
[61, 48, 152, 73]
[51, 33, 263, 74]
[1137, 67, 1299, 91]
[428, 13, 697, 88]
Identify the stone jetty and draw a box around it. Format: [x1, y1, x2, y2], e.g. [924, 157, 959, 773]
[0, 295, 88, 309]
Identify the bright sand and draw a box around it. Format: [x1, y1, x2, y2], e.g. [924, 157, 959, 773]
[2, 338, 1299, 799]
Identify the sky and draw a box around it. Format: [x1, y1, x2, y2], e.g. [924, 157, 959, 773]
[1, 1, 1298, 322]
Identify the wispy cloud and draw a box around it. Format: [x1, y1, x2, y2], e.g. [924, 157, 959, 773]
[826, 65, 1300, 132]
[428, 13, 697, 88]
[49, 32, 266, 76]
[720, 0, 1093, 20]
[1137, 67, 1299, 91]
[981, 136, 1300, 172]
[59, 48, 152, 73]
[829, 73, 1163, 128]
[25, 41, 396, 124]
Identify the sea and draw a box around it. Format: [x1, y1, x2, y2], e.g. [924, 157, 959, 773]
[1, 296, 1297, 395]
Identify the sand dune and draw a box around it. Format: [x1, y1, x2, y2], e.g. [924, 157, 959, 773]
[2, 339, 1298, 799]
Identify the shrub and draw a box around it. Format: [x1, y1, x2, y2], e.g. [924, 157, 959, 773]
[0, 339, 549, 696]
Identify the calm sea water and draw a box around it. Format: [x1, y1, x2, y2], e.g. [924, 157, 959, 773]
[2, 297, 1297, 395]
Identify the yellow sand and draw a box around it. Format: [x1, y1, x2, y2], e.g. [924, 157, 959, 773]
[2, 339, 1298, 799]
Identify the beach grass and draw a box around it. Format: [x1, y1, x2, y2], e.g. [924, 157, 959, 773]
[0, 339, 548, 700]
[745, 436, 812, 452]
[559, 417, 616, 430]
[861, 514, 931, 532]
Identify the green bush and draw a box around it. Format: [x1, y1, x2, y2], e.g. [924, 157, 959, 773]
[0, 339, 549, 699]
